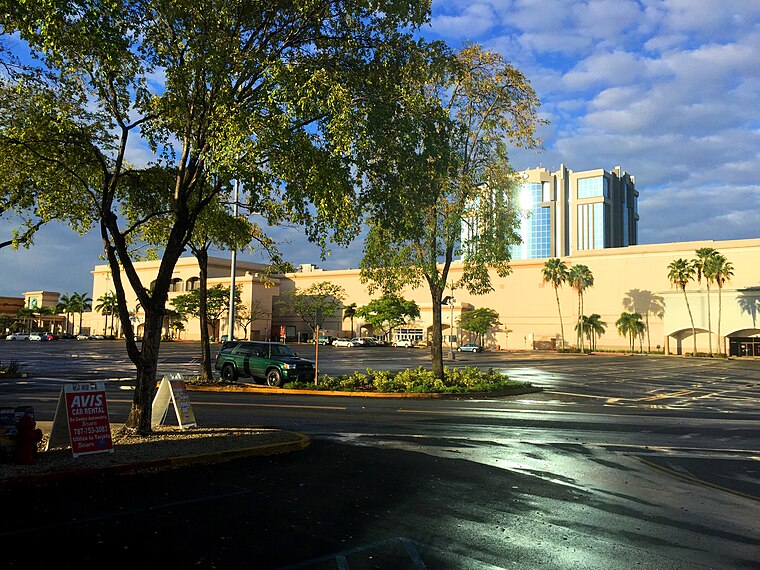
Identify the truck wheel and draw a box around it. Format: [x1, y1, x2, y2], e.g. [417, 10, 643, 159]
[221, 363, 237, 382]
[266, 369, 283, 387]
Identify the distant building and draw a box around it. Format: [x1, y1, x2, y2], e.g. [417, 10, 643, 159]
[514, 165, 638, 258]
[81, 238, 760, 356]
[463, 165, 638, 260]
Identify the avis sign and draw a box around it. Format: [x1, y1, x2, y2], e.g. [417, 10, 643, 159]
[46, 383, 114, 457]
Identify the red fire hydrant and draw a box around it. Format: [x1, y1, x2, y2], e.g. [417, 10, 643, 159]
[15, 414, 43, 465]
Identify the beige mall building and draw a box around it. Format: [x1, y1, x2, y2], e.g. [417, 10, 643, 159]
[73, 236, 760, 357]
[11, 165, 759, 356]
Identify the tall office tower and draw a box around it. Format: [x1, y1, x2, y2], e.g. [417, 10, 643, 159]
[507, 165, 638, 260]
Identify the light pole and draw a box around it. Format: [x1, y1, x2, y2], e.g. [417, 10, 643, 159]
[227, 177, 239, 342]
[442, 293, 456, 360]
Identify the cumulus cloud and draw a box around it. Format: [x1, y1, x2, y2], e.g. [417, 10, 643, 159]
[0, 223, 102, 295]
[429, 3, 499, 39]
[4, 0, 760, 295]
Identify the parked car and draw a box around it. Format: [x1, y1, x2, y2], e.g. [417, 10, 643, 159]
[214, 341, 314, 386]
[392, 339, 415, 348]
[29, 332, 46, 341]
[6, 333, 30, 341]
[332, 338, 359, 347]
[457, 343, 484, 353]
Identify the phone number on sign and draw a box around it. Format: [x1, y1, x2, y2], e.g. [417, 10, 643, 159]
[72, 425, 110, 436]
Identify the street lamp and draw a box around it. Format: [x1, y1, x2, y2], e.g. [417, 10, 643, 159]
[442, 294, 456, 360]
[227, 177, 239, 342]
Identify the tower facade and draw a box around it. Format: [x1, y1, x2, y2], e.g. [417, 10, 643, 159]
[509, 165, 638, 260]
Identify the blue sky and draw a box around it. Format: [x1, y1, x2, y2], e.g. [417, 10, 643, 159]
[2, 0, 759, 296]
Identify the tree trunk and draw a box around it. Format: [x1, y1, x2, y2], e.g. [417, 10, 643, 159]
[126, 309, 163, 435]
[706, 282, 712, 355]
[577, 293, 582, 352]
[195, 248, 214, 383]
[683, 288, 697, 356]
[554, 288, 564, 350]
[717, 285, 723, 355]
[430, 288, 444, 380]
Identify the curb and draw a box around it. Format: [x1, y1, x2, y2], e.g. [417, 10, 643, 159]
[186, 384, 543, 399]
[0, 432, 311, 489]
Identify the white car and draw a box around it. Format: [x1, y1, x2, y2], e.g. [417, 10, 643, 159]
[5, 333, 29, 341]
[392, 339, 415, 348]
[332, 338, 359, 347]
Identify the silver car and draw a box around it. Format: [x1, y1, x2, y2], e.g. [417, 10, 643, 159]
[5, 333, 30, 341]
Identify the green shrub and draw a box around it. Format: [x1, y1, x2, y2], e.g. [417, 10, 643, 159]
[0, 360, 21, 374]
[293, 366, 535, 394]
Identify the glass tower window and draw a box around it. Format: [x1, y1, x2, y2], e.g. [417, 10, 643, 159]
[509, 183, 552, 260]
[577, 176, 608, 198]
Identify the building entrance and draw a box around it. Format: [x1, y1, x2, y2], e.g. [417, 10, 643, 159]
[729, 337, 760, 357]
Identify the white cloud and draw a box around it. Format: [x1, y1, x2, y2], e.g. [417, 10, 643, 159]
[429, 3, 499, 39]
[0, 223, 102, 296]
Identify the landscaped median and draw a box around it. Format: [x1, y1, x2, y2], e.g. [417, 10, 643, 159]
[187, 366, 542, 398]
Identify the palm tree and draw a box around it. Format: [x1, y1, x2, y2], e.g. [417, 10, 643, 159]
[95, 292, 118, 336]
[586, 313, 606, 351]
[568, 264, 594, 351]
[57, 293, 77, 335]
[622, 289, 665, 353]
[542, 258, 569, 350]
[343, 303, 357, 338]
[667, 258, 697, 356]
[711, 254, 734, 355]
[575, 316, 590, 353]
[71, 292, 93, 335]
[616, 312, 643, 353]
[693, 247, 718, 355]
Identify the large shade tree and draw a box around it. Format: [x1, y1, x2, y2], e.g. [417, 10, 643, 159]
[355, 294, 421, 340]
[0, 40, 91, 250]
[2, 0, 431, 434]
[457, 307, 500, 346]
[140, 193, 260, 382]
[277, 282, 346, 337]
[359, 43, 543, 379]
[171, 284, 242, 375]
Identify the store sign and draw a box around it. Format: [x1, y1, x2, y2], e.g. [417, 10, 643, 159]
[46, 383, 113, 457]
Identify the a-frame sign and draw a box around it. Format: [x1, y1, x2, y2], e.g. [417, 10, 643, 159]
[46, 382, 114, 457]
[151, 373, 197, 429]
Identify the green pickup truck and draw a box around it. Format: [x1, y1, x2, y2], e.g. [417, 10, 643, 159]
[214, 341, 315, 387]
